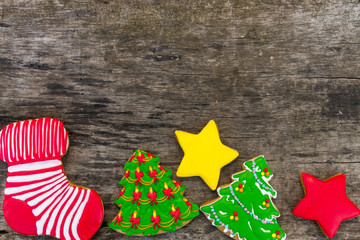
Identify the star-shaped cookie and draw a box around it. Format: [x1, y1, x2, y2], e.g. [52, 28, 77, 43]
[175, 120, 239, 190]
[293, 173, 360, 238]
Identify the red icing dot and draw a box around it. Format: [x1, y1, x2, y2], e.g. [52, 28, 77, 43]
[233, 212, 238, 216]
[265, 199, 270, 203]
[264, 168, 268, 172]
[238, 184, 243, 188]
[276, 230, 281, 235]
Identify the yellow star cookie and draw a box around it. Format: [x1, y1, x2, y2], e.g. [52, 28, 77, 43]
[175, 120, 239, 190]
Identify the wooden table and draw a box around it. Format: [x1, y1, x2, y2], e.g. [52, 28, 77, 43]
[1, 1, 359, 239]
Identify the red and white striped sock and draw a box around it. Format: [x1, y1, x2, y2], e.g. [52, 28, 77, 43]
[0, 118, 103, 240]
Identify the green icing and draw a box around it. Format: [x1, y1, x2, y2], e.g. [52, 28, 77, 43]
[109, 149, 199, 236]
[200, 156, 286, 240]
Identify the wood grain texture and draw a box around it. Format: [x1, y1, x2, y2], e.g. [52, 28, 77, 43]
[1, 0, 360, 239]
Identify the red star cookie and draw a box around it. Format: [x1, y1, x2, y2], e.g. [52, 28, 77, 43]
[293, 173, 360, 238]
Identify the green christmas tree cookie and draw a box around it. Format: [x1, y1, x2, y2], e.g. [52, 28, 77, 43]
[109, 149, 199, 236]
[200, 156, 286, 240]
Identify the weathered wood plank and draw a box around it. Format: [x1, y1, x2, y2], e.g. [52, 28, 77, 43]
[0, 0, 360, 239]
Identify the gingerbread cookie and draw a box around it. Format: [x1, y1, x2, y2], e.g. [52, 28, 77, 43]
[175, 120, 239, 190]
[293, 173, 360, 238]
[109, 149, 199, 236]
[201, 156, 286, 240]
[0, 117, 104, 240]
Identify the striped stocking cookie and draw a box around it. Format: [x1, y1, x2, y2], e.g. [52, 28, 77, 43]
[0, 118, 103, 240]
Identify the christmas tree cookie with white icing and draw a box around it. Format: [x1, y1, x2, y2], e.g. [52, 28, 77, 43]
[109, 149, 199, 236]
[0, 117, 104, 240]
[200, 156, 286, 240]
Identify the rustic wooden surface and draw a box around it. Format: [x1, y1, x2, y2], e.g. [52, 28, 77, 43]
[1, 0, 360, 239]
